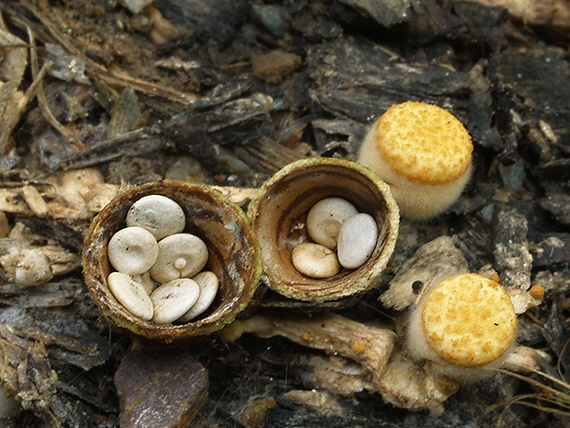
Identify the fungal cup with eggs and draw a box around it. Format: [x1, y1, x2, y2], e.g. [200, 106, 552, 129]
[82, 180, 262, 343]
[248, 157, 399, 303]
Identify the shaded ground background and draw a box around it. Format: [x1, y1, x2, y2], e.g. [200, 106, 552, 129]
[0, 0, 569, 426]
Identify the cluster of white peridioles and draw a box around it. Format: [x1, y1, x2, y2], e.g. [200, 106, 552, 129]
[291, 197, 378, 278]
[106, 194, 219, 324]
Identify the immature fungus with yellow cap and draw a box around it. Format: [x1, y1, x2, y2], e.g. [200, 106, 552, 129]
[406, 273, 517, 382]
[357, 101, 473, 219]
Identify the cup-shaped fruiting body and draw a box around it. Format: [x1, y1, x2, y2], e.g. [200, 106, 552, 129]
[357, 101, 473, 220]
[82, 180, 262, 344]
[248, 157, 399, 303]
[406, 273, 517, 382]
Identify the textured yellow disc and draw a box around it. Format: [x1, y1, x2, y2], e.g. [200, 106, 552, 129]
[421, 273, 516, 367]
[375, 101, 473, 184]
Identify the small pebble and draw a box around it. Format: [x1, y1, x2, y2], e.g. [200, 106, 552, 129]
[178, 271, 219, 322]
[251, 50, 301, 84]
[291, 242, 341, 278]
[108, 272, 154, 321]
[151, 278, 200, 324]
[108, 226, 159, 275]
[126, 195, 186, 240]
[306, 197, 358, 249]
[337, 213, 378, 269]
[115, 349, 208, 428]
[251, 4, 289, 37]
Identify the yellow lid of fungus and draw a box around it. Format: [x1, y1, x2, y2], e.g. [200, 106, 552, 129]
[375, 101, 473, 184]
[421, 273, 516, 368]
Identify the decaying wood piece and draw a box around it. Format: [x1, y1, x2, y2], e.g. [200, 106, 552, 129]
[231, 137, 311, 174]
[165, 97, 274, 167]
[295, 350, 459, 418]
[0, 172, 256, 223]
[0, 25, 28, 155]
[307, 36, 470, 123]
[532, 233, 570, 267]
[539, 195, 570, 227]
[0, 188, 35, 216]
[60, 128, 163, 170]
[269, 389, 350, 424]
[311, 118, 368, 154]
[0, 317, 109, 425]
[223, 312, 396, 378]
[0, 324, 33, 396]
[488, 53, 570, 161]
[538, 300, 570, 375]
[154, 0, 249, 44]
[0, 27, 27, 85]
[337, 0, 412, 27]
[0, 186, 88, 220]
[0, 14, 62, 157]
[502, 345, 552, 374]
[378, 352, 460, 418]
[462, 0, 570, 38]
[16, 341, 57, 414]
[380, 236, 470, 310]
[0, 168, 119, 221]
[0, 326, 57, 419]
[108, 88, 141, 138]
[55, 88, 160, 170]
[295, 354, 376, 396]
[0, 235, 80, 287]
[453, 210, 496, 270]
[222, 312, 460, 416]
[22, 185, 49, 218]
[493, 206, 534, 313]
[8, 0, 198, 106]
[306, 37, 478, 157]
[28, 28, 77, 145]
[251, 50, 302, 84]
[467, 60, 503, 153]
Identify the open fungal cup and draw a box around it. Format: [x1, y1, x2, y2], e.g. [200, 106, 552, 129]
[83, 181, 262, 344]
[406, 273, 517, 382]
[357, 101, 473, 220]
[248, 158, 399, 302]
